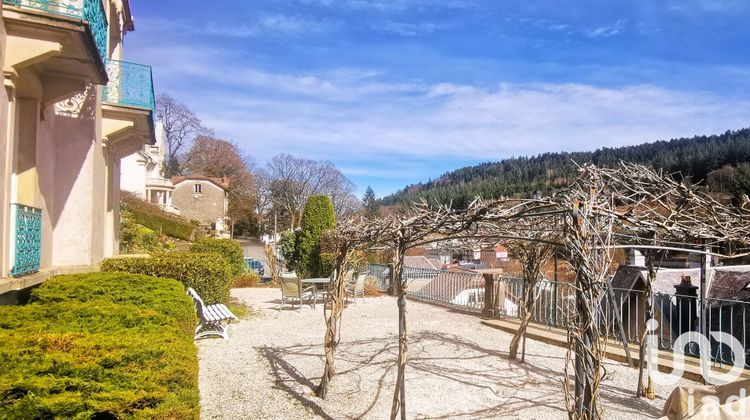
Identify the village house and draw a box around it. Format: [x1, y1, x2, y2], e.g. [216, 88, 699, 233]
[609, 250, 750, 365]
[480, 246, 509, 268]
[0, 0, 156, 295]
[171, 175, 230, 234]
[120, 122, 177, 212]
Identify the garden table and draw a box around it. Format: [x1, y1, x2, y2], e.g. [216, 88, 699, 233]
[303, 277, 332, 303]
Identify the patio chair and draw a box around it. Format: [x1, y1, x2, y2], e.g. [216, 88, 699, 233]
[280, 272, 317, 311]
[346, 272, 368, 305]
[186, 288, 237, 340]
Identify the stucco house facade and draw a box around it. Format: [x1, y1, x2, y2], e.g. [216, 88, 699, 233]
[0, 0, 156, 294]
[120, 122, 177, 212]
[171, 176, 230, 232]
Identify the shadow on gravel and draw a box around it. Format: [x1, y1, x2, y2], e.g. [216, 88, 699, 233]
[256, 330, 587, 419]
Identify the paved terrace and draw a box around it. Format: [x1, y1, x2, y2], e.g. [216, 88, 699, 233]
[198, 288, 693, 419]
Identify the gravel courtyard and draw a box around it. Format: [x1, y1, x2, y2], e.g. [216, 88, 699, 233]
[198, 288, 692, 419]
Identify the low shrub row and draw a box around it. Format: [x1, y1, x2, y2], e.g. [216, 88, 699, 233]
[122, 192, 200, 241]
[102, 252, 233, 304]
[234, 272, 261, 288]
[190, 238, 246, 277]
[120, 210, 176, 254]
[0, 273, 199, 419]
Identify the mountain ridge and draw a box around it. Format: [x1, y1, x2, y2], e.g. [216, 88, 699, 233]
[381, 128, 750, 208]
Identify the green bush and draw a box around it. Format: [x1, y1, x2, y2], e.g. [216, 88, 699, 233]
[299, 195, 335, 277]
[122, 192, 200, 241]
[320, 252, 336, 277]
[234, 272, 261, 288]
[120, 210, 164, 254]
[279, 230, 301, 272]
[101, 252, 233, 304]
[190, 238, 245, 277]
[0, 273, 199, 419]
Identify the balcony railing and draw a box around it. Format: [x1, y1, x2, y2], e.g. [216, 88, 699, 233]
[3, 0, 108, 64]
[146, 177, 174, 188]
[103, 60, 156, 114]
[9, 204, 42, 277]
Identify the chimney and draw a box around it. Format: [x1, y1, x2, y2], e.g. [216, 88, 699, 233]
[628, 249, 645, 267]
[674, 275, 698, 334]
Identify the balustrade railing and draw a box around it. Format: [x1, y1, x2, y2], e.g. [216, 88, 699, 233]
[146, 177, 173, 188]
[9, 204, 42, 277]
[103, 60, 156, 113]
[3, 0, 108, 64]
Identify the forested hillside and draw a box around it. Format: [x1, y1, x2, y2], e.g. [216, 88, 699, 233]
[382, 128, 750, 208]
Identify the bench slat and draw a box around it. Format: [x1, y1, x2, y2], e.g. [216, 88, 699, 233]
[217, 304, 237, 320]
[208, 304, 234, 320]
[219, 305, 234, 319]
[206, 306, 222, 321]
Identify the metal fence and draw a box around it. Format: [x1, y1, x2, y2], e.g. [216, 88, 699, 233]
[497, 278, 750, 370]
[405, 267, 485, 312]
[367, 263, 750, 369]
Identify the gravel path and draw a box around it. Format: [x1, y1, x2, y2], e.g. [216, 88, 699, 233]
[198, 288, 692, 419]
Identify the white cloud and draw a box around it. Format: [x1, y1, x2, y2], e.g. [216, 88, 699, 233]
[131, 39, 750, 189]
[585, 19, 627, 38]
[167, 69, 750, 165]
[136, 15, 336, 39]
[379, 21, 444, 36]
[296, 0, 474, 12]
[666, 0, 747, 13]
[506, 15, 628, 39]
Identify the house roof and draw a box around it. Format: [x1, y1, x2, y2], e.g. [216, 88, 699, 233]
[404, 256, 443, 270]
[611, 264, 750, 301]
[417, 270, 484, 303]
[652, 268, 703, 295]
[708, 268, 750, 301]
[610, 265, 644, 291]
[172, 175, 230, 190]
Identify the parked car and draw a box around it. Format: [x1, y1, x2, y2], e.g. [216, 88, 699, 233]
[244, 258, 265, 276]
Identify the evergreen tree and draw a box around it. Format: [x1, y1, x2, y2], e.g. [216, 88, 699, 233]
[381, 128, 750, 207]
[164, 155, 182, 178]
[362, 186, 379, 218]
[299, 195, 336, 277]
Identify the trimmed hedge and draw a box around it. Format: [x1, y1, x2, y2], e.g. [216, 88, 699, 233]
[122, 192, 199, 241]
[190, 238, 245, 278]
[101, 252, 233, 304]
[299, 195, 335, 277]
[0, 273, 199, 419]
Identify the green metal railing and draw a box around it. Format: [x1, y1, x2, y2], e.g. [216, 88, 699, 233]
[9, 204, 42, 277]
[103, 60, 156, 114]
[3, 0, 108, 64]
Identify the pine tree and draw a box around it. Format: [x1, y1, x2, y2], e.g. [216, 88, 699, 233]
[362, 186, 379, 218]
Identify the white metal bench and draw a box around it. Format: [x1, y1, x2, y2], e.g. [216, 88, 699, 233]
[186, 288, 237, 340]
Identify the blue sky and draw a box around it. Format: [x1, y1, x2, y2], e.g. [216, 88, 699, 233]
[125, 0, 750, 197]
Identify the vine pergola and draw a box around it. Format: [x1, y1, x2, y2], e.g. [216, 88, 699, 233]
[313, 162, 750, 420]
